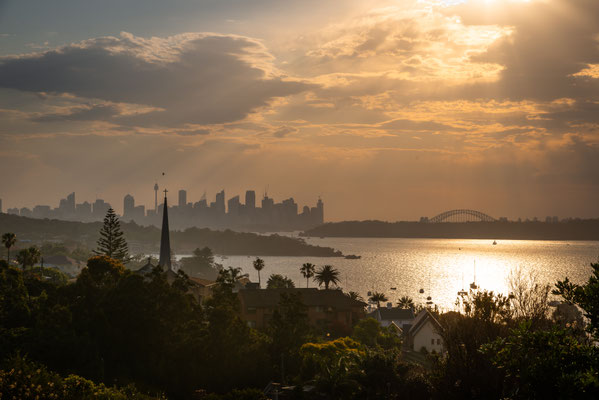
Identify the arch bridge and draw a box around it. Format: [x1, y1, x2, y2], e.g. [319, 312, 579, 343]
[429, 209, 496, 223]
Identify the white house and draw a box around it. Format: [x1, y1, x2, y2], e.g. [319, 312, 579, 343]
[409, 309, 444, 354]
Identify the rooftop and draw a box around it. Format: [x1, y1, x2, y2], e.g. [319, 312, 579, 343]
[238, 288, 367, 309]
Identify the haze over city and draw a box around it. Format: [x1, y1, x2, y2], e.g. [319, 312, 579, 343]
[1, 0, 598, 221]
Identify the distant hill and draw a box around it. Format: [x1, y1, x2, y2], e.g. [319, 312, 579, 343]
[0, 213, 343, 257]
[302, 220, 599, 241]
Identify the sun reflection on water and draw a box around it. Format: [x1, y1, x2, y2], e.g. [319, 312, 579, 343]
[218, 238, 597, 311]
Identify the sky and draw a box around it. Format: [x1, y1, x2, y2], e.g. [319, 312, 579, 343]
[0, 0, 598, 221]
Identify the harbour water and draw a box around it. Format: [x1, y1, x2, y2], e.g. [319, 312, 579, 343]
[211, 237, 599, 311]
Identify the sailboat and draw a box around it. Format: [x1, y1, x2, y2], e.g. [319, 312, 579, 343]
[458, 267, 468, 296]
[469, 260, 478, 290]
[492, 240, 497, 245]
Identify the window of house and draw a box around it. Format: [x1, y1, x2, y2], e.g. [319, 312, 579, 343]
[247, 321, 256, 328]
[437, 338, 441, 345]
[315, 306, 324, 313]
[431, 339, 435, 345]
[246, 307, 256, 314]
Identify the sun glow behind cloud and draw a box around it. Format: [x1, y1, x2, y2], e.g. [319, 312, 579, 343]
[0, 0, 598, 220]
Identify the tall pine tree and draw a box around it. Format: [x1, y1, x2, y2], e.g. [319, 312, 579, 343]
[93, 208, 129, 262]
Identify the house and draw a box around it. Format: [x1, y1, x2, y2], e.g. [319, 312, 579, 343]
[409, 309, 444, 353]
[368, 304, 415, 331]
[237, 288, 366, 331]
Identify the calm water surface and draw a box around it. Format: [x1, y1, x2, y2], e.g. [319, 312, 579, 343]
[210, 238, 599, 311]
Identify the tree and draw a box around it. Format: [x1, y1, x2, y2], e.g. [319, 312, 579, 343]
[266, 274, 295, 289]
[300, 262, 316, 288]
[482, 322, 599, 399]
[2, 232, 16, 262]
[179, 247, 221, 280]
[269, 292, 310, 382]
[314, 265, 340, 290]
[397, 296, 415, 310]
[253, 257, 265, 287]
[93, 208, 129, 262]
[508, 267, 551, 328]
[352, 318, 402, 350]
[15, 246, 41, 269]
[553, 263, 599, 340]
[347, 291, 364, 302]
[369, 291, 388, 308]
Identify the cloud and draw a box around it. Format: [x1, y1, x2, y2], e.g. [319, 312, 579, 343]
[30, 104, 120, 122]
[0, 32, 311, 128]
[380, 118, 457, 133]
[175, 129, 211, 136]
[272, 125, 299, 138]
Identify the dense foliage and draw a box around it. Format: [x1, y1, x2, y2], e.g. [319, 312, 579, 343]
[0, 213, 342, 256]
[2, 247, 599, 399]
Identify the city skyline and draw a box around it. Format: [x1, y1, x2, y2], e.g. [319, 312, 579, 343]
[1, 0, 598, 221]
[1, 186, 325, 231]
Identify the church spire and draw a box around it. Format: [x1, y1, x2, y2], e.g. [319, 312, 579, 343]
[159, 189, 172, 270]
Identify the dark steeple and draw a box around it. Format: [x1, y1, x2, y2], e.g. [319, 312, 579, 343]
[159, 189, 172, 270]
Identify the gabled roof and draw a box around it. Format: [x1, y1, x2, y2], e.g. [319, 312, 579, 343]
[388, 321, 403, 334]
[376, 307, 415, 321]
[189, 277, 217, 287]
[238, 288, 367, 309]
[409, 309, 442, 337]
[135, 260, 156, 275]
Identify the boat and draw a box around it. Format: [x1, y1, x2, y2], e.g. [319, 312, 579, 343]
[427, 296, 432, 301]
[419, 288, 424, 294]
[492, 240, 497, 245]
[390, 287, 396, 290]
[458, 268, 467, 295]
[470, 260, 478, 289]
[344, 254, 361, 259]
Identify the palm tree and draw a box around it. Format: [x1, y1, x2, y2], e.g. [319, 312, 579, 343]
[397, 296, 415, 310]
[16, 246, 41, 269]
[2, 232, 16, 262]
[253, 257, 265, 287]
[369, 291, 388, 308]
[300, 262, 316, 288]
[314, 265, 340, 290]
[347, 291, 364, 302]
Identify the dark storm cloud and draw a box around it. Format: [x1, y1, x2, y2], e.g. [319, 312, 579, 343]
[0, 32, 311, 128]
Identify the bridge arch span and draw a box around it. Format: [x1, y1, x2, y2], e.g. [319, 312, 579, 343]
[429, 209, 496, 223]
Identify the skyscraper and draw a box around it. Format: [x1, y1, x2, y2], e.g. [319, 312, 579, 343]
[123, 194, 135, 217]
[154, 183, 159, 211]
[66, 192, 75, 214]
[245, 190, 256, 210]
[215, 190, 225, 214]
[178, 189, 187, 208]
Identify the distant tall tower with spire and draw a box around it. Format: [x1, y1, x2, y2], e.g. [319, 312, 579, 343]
[154, 182, 159, 211]
[158, 189, 172, 270]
